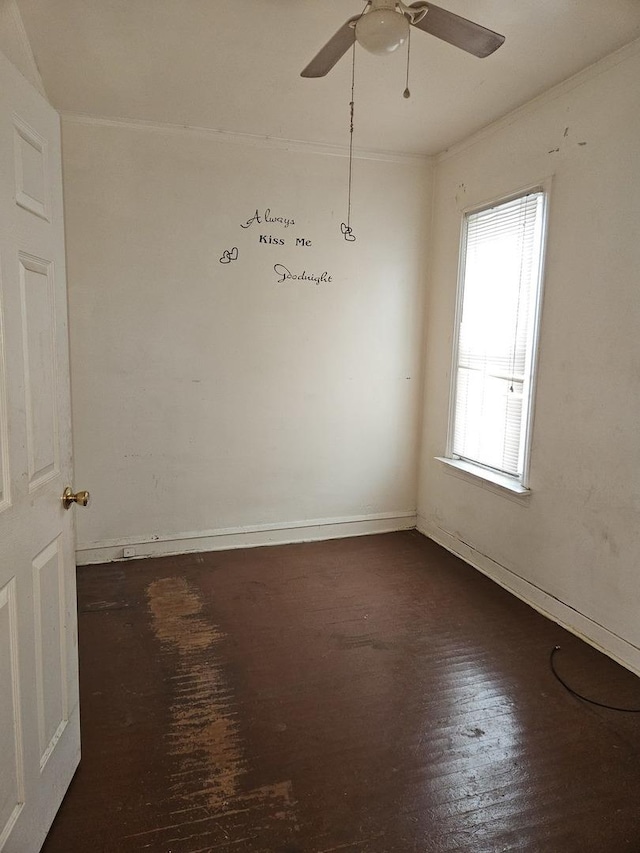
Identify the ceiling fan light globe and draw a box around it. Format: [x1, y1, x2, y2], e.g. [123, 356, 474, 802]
[355, 9, 410, 55]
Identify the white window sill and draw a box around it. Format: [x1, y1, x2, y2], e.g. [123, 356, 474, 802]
[435, 457, 531, 499]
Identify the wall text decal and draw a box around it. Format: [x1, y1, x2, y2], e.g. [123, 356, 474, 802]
[258, 235, 312, 247]
[219, 204, 347, 283]
[274, 264, 332, 286]
[241, 208, 296, 230]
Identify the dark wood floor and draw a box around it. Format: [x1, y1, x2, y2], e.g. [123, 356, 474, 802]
[42, 531, 640, 853]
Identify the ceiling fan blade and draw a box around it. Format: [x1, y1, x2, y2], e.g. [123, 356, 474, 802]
[409, 2, 505, 58]
[301, 16, 359, 77]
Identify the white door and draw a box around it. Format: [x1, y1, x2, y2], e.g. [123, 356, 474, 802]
[0, 49, 82, 852]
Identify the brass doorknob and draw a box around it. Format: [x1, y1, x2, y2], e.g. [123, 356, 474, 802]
[62, 487, 91, 510]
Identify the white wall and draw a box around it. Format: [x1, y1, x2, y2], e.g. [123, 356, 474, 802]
[0, 0, 45, 96]
[418, 41, 640, 674]
[63, 118, 432, 562]
[60, 31, 640, 672]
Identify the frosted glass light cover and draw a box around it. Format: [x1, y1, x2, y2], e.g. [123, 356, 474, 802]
[355, 9, 410, 55]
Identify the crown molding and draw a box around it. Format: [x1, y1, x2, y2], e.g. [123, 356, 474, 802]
[437, 35, 640, 164]
[60, 111, 433, 165]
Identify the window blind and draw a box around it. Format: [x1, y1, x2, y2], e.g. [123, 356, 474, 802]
[452, 191, 545, 479]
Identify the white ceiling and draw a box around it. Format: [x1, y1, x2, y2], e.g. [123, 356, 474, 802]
[15, 0, 640, 156]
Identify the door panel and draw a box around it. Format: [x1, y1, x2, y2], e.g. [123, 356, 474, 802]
[13, 115, 49, 221]
[32, 537, 68, 769]
[0, 289, 8, 510]
[0, 578, 24, 847]
[19, 252, 58, 490]
[0, 47, 80, 853]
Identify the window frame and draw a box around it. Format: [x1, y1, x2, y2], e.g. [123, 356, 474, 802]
[441, 181, 551, 495]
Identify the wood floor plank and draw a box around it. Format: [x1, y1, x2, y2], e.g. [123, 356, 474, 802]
[41, 531, 640, 852]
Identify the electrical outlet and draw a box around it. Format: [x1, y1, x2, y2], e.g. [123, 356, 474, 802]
[123, 546, 136, 558]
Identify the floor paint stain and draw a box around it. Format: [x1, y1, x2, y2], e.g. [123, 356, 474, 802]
[145, 576, 298, 850]
[147, 576, 243, 807]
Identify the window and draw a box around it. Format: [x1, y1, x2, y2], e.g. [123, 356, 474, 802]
[444, 188, 547, 492]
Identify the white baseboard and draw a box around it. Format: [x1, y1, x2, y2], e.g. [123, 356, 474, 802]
[417, 515, 640, 678]
[76, 511, 417, 566]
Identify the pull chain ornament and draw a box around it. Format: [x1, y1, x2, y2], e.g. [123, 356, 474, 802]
[341, 42, 358, 242]
[403, 26, 411, 98]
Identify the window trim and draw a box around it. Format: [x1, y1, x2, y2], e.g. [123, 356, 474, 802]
[436, 456, 531, 497]
[443, 179, 551, 492]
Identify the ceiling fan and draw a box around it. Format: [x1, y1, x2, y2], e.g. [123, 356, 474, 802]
[301, 0, 505, 78]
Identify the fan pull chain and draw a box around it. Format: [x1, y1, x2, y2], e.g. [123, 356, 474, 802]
[341, 42, 357, 243]
[403, 26, 411, 99]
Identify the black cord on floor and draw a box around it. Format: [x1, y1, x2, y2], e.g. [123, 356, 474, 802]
[550, 646, 640, 713]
